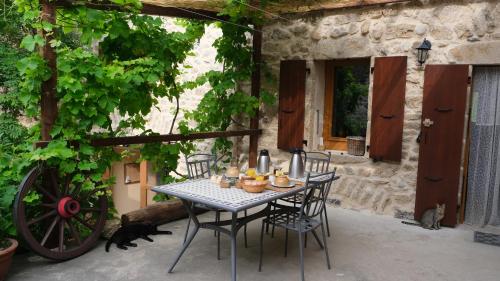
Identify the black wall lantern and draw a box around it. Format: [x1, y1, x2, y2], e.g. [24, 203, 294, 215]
[416, 38, 432, 65]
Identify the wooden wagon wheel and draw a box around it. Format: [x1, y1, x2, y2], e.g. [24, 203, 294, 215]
[13, 165, 108, 261]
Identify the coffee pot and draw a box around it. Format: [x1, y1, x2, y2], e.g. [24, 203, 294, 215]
[288, 148, 307, 179]
[257, 149, 271, 174]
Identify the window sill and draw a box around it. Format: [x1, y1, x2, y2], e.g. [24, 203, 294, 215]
[323, 150, 370, 165]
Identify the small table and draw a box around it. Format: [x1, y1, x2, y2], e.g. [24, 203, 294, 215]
[152, 179, 305, 281]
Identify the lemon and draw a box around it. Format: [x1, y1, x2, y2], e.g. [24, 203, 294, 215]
[246, 168, 256, 177]
[255, 175, 265, 181]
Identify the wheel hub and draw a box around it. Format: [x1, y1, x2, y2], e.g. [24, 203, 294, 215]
[57, 197, 80, 218]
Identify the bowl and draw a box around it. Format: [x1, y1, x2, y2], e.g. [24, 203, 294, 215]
[242, 180, 268, 193]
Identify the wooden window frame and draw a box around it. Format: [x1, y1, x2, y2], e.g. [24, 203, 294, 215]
[322, 58, 371, 151]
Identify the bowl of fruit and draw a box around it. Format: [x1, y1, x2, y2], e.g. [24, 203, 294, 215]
[242, 180, 268, 193]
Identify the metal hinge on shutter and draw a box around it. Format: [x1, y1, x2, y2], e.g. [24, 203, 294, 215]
[468, 76, 472, 85]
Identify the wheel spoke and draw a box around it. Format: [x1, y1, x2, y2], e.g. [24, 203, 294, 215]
[80, 207, 101, 212]
[41, 203, 57, 208]
[36, 185, 57, 202]
[58, 219, 65, 252]
[74, 215, 95, 231]
[48, 169, 61, 197]
[78, 188, 103, 201]
[41, 216, 61, 247]
[27, 210, 57, 226]
[66, 219, 81, 246]
[63, 175, 71, 196]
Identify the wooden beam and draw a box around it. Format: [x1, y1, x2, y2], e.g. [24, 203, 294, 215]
[267, 0, 412, 15]
[141, 3, 228, 20]
[54, 0, 228, 21]
[40, 2, 58, 141]
[248, 25, 262, 168]
[89, 129, 262, 147]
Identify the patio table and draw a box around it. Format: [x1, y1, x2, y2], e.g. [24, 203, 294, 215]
[152, 178, 306, 281]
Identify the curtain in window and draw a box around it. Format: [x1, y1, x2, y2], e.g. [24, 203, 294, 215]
[465, 67, 500, 227]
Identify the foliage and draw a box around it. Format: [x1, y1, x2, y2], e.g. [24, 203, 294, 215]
[179, 0, 276, 160]
[1, 0, 277, 245]
[0, 136, 33, 242]
[333, 68, 369, 137]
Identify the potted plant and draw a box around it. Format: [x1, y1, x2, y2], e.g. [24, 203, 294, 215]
[0, 238, 18, 281]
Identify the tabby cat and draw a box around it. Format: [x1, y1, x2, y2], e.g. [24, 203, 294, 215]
[105, 222, 172, 252]
[402, 204, 446, 230]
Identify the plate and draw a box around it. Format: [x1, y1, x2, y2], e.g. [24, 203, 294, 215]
[271, 181, 296, 188]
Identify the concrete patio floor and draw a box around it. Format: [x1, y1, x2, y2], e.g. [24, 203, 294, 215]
[8, 207, 500, 281]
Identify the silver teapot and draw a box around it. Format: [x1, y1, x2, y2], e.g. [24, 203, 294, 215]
[257, 149, 271, 174]
[288, 148, 307, 179]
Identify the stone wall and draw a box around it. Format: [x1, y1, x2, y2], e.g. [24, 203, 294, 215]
[246, 0, 500, 218]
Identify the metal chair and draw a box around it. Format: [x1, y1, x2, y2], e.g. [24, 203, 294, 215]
[183, 153, 248, 261]
[183, 154, 221, 258]
[269, 151, 334, 238]
[305, 151, 332, 237]
[305, 151, 331, 174]
[259, 172, 337, 281]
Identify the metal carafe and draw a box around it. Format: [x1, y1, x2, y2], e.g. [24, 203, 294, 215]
[288, 148, 306, 179]
[257, 149, 271, 174]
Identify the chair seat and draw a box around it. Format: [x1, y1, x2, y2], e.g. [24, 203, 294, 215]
[279, 193, 305, 204]
[264, 212, 321, 233]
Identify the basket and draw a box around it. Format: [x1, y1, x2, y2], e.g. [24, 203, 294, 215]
[346, 136, 366, 156]
[242, 180, 268, 193]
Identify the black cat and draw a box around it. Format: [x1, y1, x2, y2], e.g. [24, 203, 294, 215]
[105, 222, 172, 252]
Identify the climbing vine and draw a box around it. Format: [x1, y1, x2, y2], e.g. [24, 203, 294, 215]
[180, 0, 276, 161]
[0, 0, 278, 233]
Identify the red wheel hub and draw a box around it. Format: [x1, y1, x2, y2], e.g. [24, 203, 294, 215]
[57, 197, 80, 218]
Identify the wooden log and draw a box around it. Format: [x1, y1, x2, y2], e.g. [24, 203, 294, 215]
[120, 200, 205, 226]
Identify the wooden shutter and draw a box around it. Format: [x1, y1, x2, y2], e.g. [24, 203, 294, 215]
[369, 56, 407, 162]
[277, 60, 306, 150]
[415, 64, 469, 227]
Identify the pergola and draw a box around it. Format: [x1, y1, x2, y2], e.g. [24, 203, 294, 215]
[40, 0, 409, 166]
[13, 0, 412, 262]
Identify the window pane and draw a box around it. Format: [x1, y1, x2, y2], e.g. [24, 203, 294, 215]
[331, 62, 370, 138]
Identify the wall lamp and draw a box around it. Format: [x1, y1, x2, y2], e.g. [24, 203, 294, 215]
[416, 38, 432, 66]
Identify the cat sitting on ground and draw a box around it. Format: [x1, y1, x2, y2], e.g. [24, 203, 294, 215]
[105, 221, 172, 252]
[402, 204, 446, 230]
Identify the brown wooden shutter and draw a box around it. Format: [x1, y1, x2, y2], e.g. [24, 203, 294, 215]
[369, 56, 407, 162]
[277, 60, 306, 150]
[415, 64, 469, 227]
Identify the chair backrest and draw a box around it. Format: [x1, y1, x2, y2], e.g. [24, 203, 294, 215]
[305, 151, 331, 173]
[299, 171, 338, 220]
[185, 153, 217, 180]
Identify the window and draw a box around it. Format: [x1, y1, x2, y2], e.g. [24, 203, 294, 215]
[322, 59, 370, 151]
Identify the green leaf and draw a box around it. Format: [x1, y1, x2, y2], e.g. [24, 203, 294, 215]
[20, 35, 45, 52]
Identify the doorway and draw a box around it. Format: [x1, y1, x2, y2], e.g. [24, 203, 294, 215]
[464, 66, 500, 228]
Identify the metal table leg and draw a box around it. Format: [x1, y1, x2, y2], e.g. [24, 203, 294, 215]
[168, 199, 200, 273]
[230, 212, 238, 281]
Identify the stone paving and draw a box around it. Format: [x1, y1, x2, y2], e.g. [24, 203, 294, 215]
[8, 207, 500, 281]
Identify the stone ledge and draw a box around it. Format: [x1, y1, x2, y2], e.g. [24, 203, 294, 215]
[327, 151, 370, 165]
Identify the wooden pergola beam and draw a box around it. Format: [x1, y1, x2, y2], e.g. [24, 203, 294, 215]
[40, 1, 58, 141]
[248, 25, 262, 168]
[54, 0, 229, 21]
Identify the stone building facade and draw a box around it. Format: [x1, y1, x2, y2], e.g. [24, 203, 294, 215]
[241, 0, 500, 218]
[141, 1, 500, 220]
